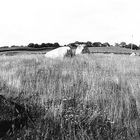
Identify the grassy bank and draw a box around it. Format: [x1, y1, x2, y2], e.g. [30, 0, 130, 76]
[1, 53, 140, 139]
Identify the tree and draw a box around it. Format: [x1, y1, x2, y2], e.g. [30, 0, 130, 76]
[92, 42, 102, 47]
[40, 43, 46, 48]
[28, 43, 35, 48]
[45, 43, 54, 48]
[74, 41, 81, 44]
[11, 45, 18, 48]
[28, 43, 40, 48]
[102, 42, 110, 47]
[114, 43, 119, 47]
[1, 46, 9, 48]
[86, 41, 93, 47]
[68, 43, 77, 49]
[127, 43, 139, 50]
[34, 44, 39, 48]
[119, 42, 127, 48]
[53, 42, 60, 48]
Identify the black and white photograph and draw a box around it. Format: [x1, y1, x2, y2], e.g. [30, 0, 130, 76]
[0, 0, 140, 139]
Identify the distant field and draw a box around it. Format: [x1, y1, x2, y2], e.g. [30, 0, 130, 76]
[0, 46, 138, 56]
[1, 53, 140, 139]
[89, 46, 139, 54]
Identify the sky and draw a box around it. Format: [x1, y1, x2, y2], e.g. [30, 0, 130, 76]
[0, 0, 140, 46]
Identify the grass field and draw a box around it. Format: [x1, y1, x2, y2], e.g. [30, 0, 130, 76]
[1, 53, 140, 139]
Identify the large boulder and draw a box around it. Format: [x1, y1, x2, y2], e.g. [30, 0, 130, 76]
[45, 46, 73, 59]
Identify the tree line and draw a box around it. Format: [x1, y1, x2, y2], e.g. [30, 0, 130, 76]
[0, 41, 140, 50]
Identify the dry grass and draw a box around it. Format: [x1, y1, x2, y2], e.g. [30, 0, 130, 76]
[1, 53, 140, 139]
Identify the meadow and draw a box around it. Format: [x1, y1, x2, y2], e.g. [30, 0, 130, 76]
[1, 53, 140, 139]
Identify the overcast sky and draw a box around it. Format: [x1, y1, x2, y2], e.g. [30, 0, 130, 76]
[0, 0, 140, 46]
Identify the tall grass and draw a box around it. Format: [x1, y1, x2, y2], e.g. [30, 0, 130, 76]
[1, 53, 140, 139]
